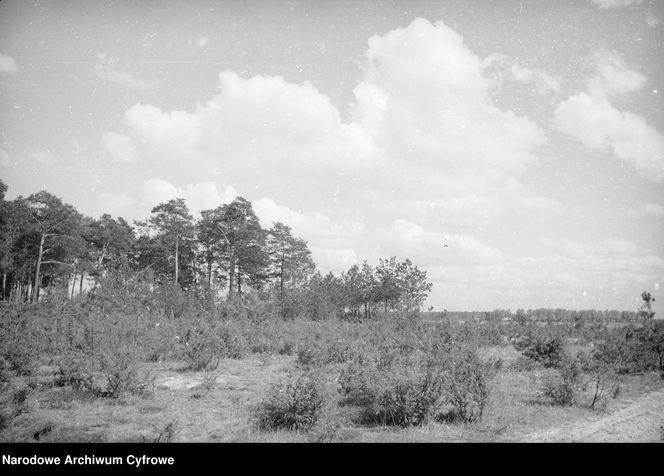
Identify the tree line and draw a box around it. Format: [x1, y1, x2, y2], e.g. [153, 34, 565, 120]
[0, 180, 432, 318]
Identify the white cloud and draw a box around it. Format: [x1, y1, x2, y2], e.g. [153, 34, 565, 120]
[141, 178, 237, 216]
[353, 18, 545, 175]
[93, 54, 153, 90]
[101, 132, 138, 162]
[588, 49, 646, 98]
[509, 63, 561, 94]
[553, 92, 664, 182]
[590, 0, 644, 8]
[0, 53, 17, 75]
[376, 219, 504, 267]
[96, 192, 135, 218]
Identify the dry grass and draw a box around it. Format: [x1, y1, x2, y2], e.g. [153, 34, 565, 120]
[2, 350, 663, 443]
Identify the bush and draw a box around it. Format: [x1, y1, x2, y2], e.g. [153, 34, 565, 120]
[178, 326, 222, 371]
[2, 342, 36, 377]
[55, 351, 154, 399]
[55, 356, 96, 394]
[443, 348, 500, 423]
[542, 356, 583, 406]
[254, 373, 325, 432]
[338, 347, 446, 427]
[521, 335, 565, 368]
[98, 351, 155, 399]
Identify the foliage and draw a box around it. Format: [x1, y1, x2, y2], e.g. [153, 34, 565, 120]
[254, 372, 326, 432]
[520, 334, 565, 368]
[541, 355, 583, 406]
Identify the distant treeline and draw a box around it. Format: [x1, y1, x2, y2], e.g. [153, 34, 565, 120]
[439, 308, 644, 325]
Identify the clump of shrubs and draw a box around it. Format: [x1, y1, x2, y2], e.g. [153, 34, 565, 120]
[55, 351, 154, 399]
[338, 343, 499, 427]
[442, 348, 501, 423]
[541, 355, 583, 406]
[1, 342, 36, 377]
[254, 373, 326, 432]
[519, 334, 565, 368]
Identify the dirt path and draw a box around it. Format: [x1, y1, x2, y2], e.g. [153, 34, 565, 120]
[523, 388, 664, 442]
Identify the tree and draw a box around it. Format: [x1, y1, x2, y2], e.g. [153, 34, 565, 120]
[144, 198, 195, 287]
[395, 259, 432, 317]
[21, 191, 83, 302]
[639, 291, 656, 325]
[266, 222, 315, 291]
[201, 197, 268, 298]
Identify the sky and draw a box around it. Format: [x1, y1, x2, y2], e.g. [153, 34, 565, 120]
[1, 0, 663, 314]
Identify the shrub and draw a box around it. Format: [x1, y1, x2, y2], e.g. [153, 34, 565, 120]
[54, 356, 96, 394]
[541, 356, 583, 406]
[521, 335, 565, 368]
[178, 326, 222, 371]
[55, 351, 154, 399]
[254, 373, 325, 432]
[443, 347, 500, 423]
[338, 349, 446, 427]
[98, 351, 155, 399]
[2, 342, 36, 377]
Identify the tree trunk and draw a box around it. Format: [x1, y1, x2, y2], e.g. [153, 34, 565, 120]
[70, 270, 77, 298]
[32, 232, 45, 303]
[207, 255, 212, 288]
[79, 271, 84, 295]
[237, 267, 242, 296]
[174, 234, 180, 286]
[228, 249, 236, 299]
[1, 272, 6, 301]
[280, 252, 285, 291]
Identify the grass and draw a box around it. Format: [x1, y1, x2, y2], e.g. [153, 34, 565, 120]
[2, 345, 663, 442]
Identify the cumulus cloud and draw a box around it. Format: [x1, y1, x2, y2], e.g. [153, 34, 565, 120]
[141, 178, 237, 216]
[100, 18, 570, 295]
[588, 49, 646, 98]
[553, 49, 664, 182]
[353, 18, 545, 174]
[553, 92, 664, 181]
[0, 53, 17, 75]
[509, 63, 561, 94]
[376, 219, 504, 267]
[101, 132, 138, 162]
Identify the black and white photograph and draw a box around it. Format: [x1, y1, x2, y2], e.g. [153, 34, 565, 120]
[0, 0, 663, 448]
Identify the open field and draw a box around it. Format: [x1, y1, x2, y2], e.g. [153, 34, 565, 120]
[2, 343, 663, 443]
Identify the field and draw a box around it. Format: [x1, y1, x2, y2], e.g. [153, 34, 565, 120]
[2, 307, 663, 443]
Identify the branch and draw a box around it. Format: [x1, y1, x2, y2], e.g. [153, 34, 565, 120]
[40, 260, 75, 267]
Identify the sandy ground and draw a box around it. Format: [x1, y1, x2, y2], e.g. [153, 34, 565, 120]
[522, 388, 664, 442]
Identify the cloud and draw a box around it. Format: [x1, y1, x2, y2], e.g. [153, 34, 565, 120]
[353, 18, 545, 175]
[590, 0, 644, 8]
[553, 49, 664, 182]
[96, 192, 135, 218]
[93, 54, 153, 90]
[100, 18, 570, 291]
[141, 178, 237, 216]
[101, 132, 138, 162]
[509, 63, 561, 94]
[0, 53, 17, 75]
[376, 219, 504, 267]
[553, 92, 664, 182]
[588, 49, 646, 98]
